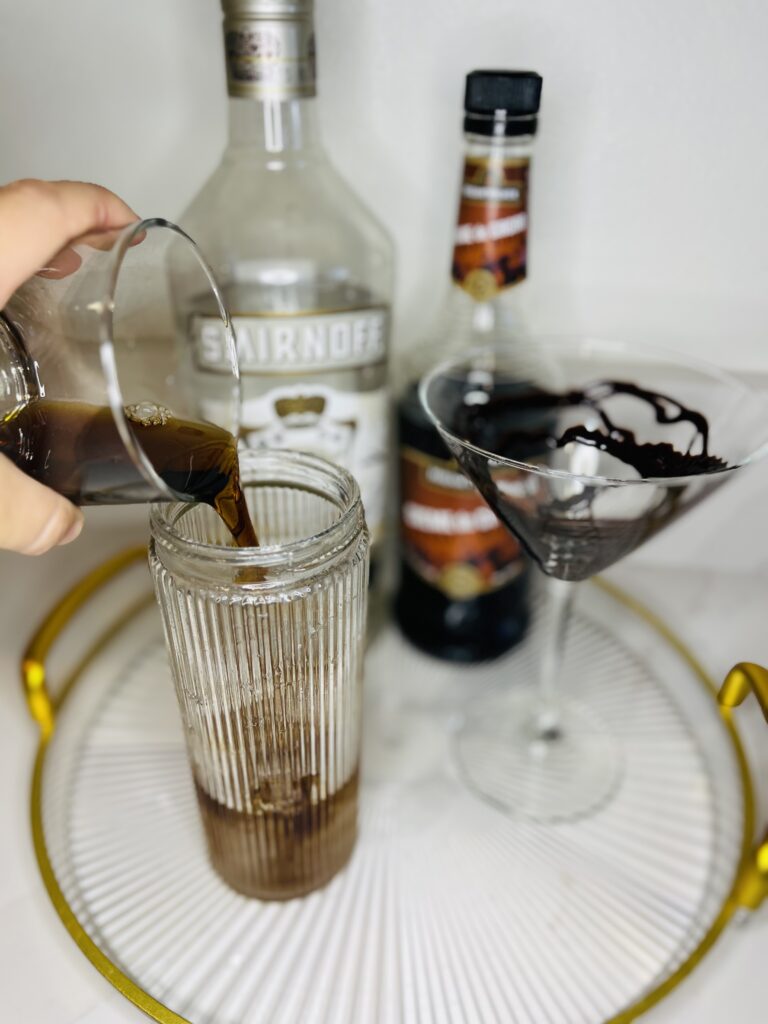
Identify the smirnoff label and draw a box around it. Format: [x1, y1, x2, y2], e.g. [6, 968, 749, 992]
[399, 446, 524, 600]
[191, 308, 388, 376]
[452, 155, 530, 301]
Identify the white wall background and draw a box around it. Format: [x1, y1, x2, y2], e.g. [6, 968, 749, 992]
[1, 0, 767, 570]
[2, 0, 768, 370]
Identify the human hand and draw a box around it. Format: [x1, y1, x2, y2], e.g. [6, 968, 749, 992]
[0, 179, 138, 555]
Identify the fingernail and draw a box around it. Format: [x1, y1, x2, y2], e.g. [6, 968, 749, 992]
[59, 514, 84, 546]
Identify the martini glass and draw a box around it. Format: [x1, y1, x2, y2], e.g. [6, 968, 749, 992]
[420, 338, 768, 821]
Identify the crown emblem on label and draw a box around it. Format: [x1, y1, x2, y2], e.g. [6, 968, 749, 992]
[274, 394, 326, 417]
[463, 268, 499, 301]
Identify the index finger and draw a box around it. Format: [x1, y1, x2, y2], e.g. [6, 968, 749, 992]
[0, 179, 138, 306]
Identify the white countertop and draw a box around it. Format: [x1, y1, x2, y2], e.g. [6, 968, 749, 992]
[1, 494, 767, 1024]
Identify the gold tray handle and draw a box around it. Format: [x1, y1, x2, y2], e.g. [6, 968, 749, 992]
[719, 662, 768, 722]
[21, 547, 147, 739]
[719, 662, 768, 910]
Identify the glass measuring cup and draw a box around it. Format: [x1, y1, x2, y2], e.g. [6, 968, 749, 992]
[0, 218, 239, 504]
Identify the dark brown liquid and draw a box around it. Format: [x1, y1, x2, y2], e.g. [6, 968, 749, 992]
[0, 398, 258, 547]
[195, 771, 359, 900]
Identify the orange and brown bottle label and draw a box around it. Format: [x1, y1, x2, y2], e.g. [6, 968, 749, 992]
[399, 446, 524, 600]
[452, 155, 529, 301]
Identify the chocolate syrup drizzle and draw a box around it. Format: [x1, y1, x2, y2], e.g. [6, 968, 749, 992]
[553, 380, 728, 477]
[450, 378, 731, 579]
[461, 379, 728, 478]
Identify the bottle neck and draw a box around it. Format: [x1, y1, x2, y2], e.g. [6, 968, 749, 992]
[222, 6, 319, 156]
[450, 131, 536, 332]
[227, 96, 322, 154]
[461, 131, 536, 162]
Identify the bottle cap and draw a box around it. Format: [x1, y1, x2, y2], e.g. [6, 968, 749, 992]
[221, 0, 312, 17]
[464, 70, 543, 137]
[221, 0, 316, 99]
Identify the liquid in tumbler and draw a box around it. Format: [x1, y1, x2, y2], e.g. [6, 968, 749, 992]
[196, 767, 359, 900]
[149, 451, 368, 901]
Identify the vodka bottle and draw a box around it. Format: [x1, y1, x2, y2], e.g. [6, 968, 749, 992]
[171, 0, 394, 581]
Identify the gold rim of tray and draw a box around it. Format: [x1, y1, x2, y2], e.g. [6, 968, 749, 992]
[24, 550, 758, 1024]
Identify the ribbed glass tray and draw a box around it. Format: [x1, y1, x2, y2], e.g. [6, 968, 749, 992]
[26, 551, 757, 1024]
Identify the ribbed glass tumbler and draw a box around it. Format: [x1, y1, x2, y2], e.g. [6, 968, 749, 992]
[149, 450, 369, 900]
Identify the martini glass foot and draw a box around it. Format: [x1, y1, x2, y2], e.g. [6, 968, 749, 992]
[454, 693, 622, 821]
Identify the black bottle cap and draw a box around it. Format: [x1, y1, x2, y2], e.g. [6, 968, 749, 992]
[464, 70, 543, 137]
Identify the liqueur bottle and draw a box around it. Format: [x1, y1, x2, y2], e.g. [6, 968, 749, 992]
[395, 70, 542, 661]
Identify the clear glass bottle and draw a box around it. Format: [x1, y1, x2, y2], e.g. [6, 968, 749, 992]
[170, 0, 394, 589]
[395, 70, 542, 662]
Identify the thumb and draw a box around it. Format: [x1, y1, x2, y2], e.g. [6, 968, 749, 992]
[0, 453, 84, 555]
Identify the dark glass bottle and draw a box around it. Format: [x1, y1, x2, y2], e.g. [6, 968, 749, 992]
[394, 70, 543, 662]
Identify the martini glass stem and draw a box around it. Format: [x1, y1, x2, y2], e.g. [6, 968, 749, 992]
[535, 577, 576, 741]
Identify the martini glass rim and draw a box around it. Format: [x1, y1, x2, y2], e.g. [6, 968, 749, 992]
[419, 336, 768, 488]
